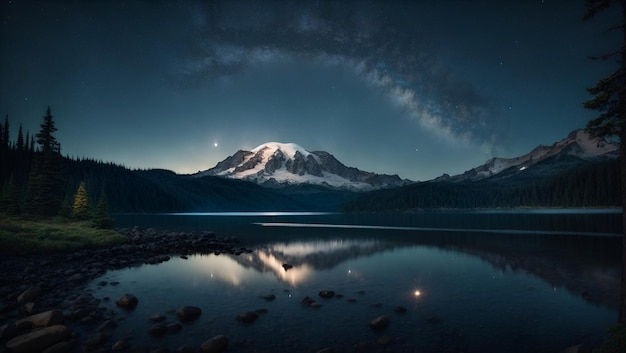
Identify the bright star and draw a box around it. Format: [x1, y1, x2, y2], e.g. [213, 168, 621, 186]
[214, 142, 219, 147]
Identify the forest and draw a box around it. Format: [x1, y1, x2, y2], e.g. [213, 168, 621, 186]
[340, 159, 620, 212]
[0, 110, 621, 216]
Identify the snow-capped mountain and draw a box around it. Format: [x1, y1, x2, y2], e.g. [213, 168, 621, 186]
[196, 142, 411, 191]
[436, 129, 619, 182]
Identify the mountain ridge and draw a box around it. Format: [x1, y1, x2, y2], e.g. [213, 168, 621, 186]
[435, 129, 618, 183]
[196, 142, 411, 191]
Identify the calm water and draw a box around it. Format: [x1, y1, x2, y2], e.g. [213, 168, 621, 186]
[87, 210, 623, 353]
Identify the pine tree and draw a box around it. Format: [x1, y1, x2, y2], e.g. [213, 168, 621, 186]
[16, 124, 24, 151]
[72, 181, 90, 220]
[583, 0, 626, 324]
[93, 189, 113, 228]
[4, 175, 22, 215]
[27, 107, 65, 216]
[2, 115, 8, 151]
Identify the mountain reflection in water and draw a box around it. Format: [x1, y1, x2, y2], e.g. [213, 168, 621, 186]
[100, 211, 620, 352]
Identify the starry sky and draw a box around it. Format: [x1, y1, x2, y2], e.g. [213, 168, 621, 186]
[0, 0, 621, 181]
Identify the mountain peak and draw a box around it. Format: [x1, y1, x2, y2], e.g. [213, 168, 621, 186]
[251, 142, 312, 159]
[196, 142, 410, 191]
[437, 129, 618, 182]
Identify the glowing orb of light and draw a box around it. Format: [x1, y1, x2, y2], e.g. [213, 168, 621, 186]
[214, 142, 219, 147]
[414, 290, 421, 297]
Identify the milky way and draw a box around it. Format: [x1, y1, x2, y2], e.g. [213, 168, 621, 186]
[0, 1, 620, 180]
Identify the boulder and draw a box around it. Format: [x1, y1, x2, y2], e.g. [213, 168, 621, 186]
[17, 286, 43, 302]
[301, 296, 315, 305]
[282, 263, 293, 271]
[319, 290, 335, 299]
[116, 293, 138, 310]
[261, 294, 276, 301]
[112, 338, 130, 351]
[150, 313, 166, 322]
[42, 341, 74, 353]
[148, 323, 167, 337]
[200, 335, 229, 353]
[236, 311, 259, 324]
[369, 316, 390, 331]
[176, 306, 202, 322]
[6, 325, 71, 353]
[166, 322, 182, 333]
[16, 309, 65, 329]
[97, 319, 118, 333]
[394, 306, 407, 313]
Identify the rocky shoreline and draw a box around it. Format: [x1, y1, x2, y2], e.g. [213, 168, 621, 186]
[0, 227, 251, 353]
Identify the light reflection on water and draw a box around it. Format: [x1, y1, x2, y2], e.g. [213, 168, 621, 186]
[89, 212, 621, 352]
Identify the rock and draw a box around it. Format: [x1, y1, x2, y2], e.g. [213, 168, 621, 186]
[236, 311, 259, 324]
[97, 319, 117, 332]
[150, 313, 166, 322]
[148, 323, 167, 337]
[16, 309, 65, 329]
[166, 322, 182, 333]
[394, 306, 407, 313]
[200, 335, 229, 353]
[17, 286, 43, 302]
[6, 325, 71, 353]
[176, 346, 196, 353]
[282, 263, 293, 271]
[310, 302, 322, 308]
[42, 341, 74, 353]
[176, 306, 202, 322]
[0, 323, 18, 341]
[261, 294, 276, 301]
[301, 296, 316, 305]
[369, 316, 390, 331]
[21, 302, 37, 314]
[116, 293, 138, 310]
[318, 290, 335, 299]
[112, 338, 130, 351]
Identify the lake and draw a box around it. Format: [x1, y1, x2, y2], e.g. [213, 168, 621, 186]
[87, 210, 623, 353]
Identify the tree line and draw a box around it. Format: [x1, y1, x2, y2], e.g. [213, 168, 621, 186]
[340, 159, 621, 212]
[0, 108, 112, 227]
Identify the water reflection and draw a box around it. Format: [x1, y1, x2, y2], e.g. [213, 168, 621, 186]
[223, 230, 621, 309]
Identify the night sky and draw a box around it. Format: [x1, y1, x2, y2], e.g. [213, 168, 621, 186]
[0, 1, 620, 181]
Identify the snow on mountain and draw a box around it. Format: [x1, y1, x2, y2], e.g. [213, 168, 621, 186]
[195, 142, 411, 191]
[436, 129, 618, 182]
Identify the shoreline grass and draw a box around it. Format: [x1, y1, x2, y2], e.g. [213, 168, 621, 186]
[0, 215, 127, 256]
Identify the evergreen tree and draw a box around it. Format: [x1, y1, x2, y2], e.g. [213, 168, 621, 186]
[72, 181, 90, 220]
[16, 124, 24, 151]
[27, 107, 64, 216]
[93, 189, 113, 228]
[583, 0, 626, 324]
[4, 175, 22, 215]
[2, 115, 8, 150]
